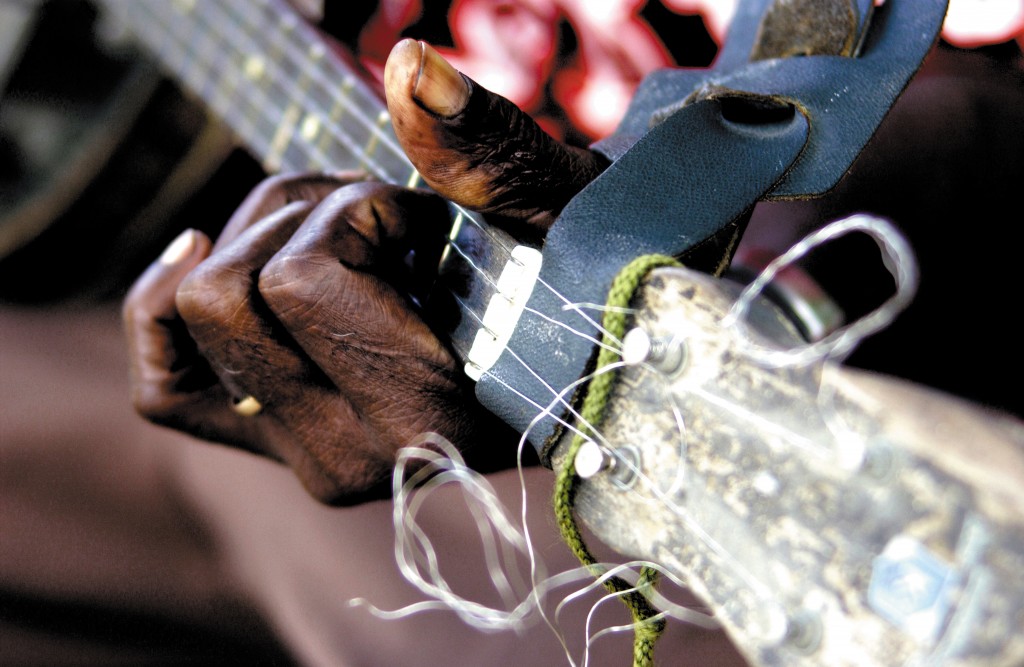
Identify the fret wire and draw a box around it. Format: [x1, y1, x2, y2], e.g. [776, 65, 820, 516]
[136, 1, 365, 179]
[361, 110, 387, 161]
[184, 6, 221, 105]
[265, 104, 303, 173]
[298, 43, 328, 171]
[258, 3, 299, 173]
[199, 34, 243, 137]
[314, 77, 354, 169]
[213, 0, 408, 162]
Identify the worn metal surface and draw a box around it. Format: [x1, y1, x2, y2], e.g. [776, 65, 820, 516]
[555, 266, 1024, 667]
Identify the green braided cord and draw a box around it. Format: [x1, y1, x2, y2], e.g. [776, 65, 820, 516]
[553, 253, 682, 667]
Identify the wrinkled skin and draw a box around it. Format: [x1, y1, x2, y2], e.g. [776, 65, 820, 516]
[123, 40, 608, 504]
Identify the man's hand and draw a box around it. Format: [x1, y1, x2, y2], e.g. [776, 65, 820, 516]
[123, 41, 607, 504]
[384, 39, 607, 233]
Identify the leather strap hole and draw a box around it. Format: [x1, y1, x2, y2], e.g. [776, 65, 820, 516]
[719, 96, 796, 127]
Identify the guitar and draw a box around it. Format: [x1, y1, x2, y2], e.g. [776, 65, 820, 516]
[95, 1, 1024, 666]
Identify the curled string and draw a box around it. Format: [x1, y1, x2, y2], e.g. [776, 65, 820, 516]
[722, 213, 919, 369]
[351, 357, 718, 666]
[350, 428, 719, 666]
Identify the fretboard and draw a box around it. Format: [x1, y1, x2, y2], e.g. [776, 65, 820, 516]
[100, 0, 519, 367]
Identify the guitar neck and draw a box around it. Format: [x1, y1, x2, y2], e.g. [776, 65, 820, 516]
[100, 0, 518, 368]
[109, 0, 406, 179]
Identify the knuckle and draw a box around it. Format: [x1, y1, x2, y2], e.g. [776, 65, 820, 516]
[251, 172, 307, 200]
[254, 171, 366, 207]
[239, 174, 295, 212]
[240, 172, 337, 217]
[259, 251, 331, 299]
[258, 252, 335, 326]
[175, 262, 251, 330]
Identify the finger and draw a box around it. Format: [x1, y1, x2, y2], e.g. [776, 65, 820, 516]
[213, 172, 367, 251]
[258, 183, 464, 442]
[384, 39, 609, 233]
[123, 229, 269, 449]
[124, 229, 214, 418]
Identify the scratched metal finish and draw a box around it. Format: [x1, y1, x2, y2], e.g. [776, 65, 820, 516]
[555, 266, 1024, 667]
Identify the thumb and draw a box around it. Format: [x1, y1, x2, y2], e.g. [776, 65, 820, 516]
[384, 39, 608, 234]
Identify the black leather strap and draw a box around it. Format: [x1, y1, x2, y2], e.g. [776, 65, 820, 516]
[606, 0, 948, 197]
[475, 0, 949, 458]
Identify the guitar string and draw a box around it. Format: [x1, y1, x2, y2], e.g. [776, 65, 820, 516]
[129, 0, 626, 428]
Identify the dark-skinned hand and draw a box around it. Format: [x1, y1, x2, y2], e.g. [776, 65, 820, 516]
[123, 40, 608, 504]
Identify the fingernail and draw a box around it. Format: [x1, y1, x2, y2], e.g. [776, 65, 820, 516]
[159, 229, 197, 265]
[413, 42, 470, 118]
